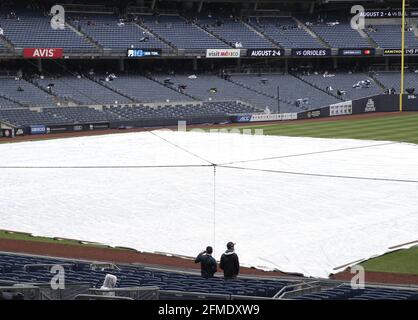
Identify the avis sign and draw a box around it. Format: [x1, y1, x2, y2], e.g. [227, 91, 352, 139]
[23, 48, 63, 59]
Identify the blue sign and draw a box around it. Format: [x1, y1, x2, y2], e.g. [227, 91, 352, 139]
[127, 49, 162, 58]
[30, 125, 47, 134]
[234, 115, 252, 123]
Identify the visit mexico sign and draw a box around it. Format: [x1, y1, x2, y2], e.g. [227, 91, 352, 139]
[206, 49, 241, 58]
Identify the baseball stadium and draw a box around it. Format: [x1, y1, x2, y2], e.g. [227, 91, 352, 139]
[0, 0, 417, 303]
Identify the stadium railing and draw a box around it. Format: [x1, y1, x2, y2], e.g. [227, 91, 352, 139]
[0, 284, 41, 300]
[74, 294, 134, 300]
[274, 280, 323, 299]
[88, 286, 160, 300]
[158, 290, 230, 300]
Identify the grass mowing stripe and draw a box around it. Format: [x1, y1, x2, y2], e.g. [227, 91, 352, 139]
[238, 113, 418, 144]
[259, 118, 418, 134]
[244, 114, 418, 132]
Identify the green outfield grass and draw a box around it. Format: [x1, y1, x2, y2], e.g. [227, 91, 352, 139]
[0, 230, 126, 250]
[361, 246, 418, 275]
[239, 113, 418, 144]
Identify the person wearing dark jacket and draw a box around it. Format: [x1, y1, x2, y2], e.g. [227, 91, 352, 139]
[195, 246, 217, 278]
[220, 242, 239, 279]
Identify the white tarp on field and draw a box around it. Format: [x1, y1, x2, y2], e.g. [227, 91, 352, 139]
[0, 131, 417, 277]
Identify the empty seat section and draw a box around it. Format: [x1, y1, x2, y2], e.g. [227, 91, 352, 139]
[249, 17, 323, 48]
[139, 14, 230, 50]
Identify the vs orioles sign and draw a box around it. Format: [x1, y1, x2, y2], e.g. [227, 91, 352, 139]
[23, 48, 63, 59]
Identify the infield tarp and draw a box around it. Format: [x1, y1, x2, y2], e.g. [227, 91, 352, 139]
[0, 131, 417, 277]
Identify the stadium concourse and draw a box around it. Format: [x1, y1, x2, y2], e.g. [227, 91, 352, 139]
[0, 0, 418, 302]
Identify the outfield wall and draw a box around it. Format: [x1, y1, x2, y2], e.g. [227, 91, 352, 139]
[109, 115, 230, 129]
[230, 94, 417, 124]
[297, 94, 418, 120]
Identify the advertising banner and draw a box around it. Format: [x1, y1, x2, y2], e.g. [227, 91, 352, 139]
[249, 113, 297, 122]
[247, 49, 285, 58]
[297, 107, 330, 120]
[234, 115, 252, 122]
[364, 98, 377, 112]
[23, 48, 63, 59]
[360, 10, 404, 18]
[291, 49, 331, 57]
[329, 101, 353, 116]
[127, 49, 162, 57]
[231, 113, 297, 123]
[338, 48, 375, 56]
[30, 125, 47, 134]
[206, 49, 241, 58]
[383, 48, 418, 56]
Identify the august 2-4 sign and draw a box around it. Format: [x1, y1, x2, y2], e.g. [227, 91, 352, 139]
[23, 48, 63, 59]
[247, 49, 285, 57]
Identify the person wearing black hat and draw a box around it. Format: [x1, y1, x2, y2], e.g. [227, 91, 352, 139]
[195, 246, 217, 278]
[220, 242, 239, 280]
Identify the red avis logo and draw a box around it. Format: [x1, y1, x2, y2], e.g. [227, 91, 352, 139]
[23, 48, 63, 59]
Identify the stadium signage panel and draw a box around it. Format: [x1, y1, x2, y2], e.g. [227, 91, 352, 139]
[360, 10, 404, 18]
[383, 48, 418, 56]
[247, 49, 285, 57]
[249, 113, 297, 122]
[231, 113, 297, 123]
[127, 49, 162, 58]
[206, 49, 241, 58]
[364, 98, 376, 113]
[23, 48, 63, 59]
[291, 49, 331, 57]
[15, 128, 24, 136]
[89, 124, 109, 130]
[297, 107, 329, 120]
[306, 109, 321, 118]
[30, 125, 47, 134]
[329, 101, 353, 117]
[338, 48, 374, 56]
[234, 115, 252, 122]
